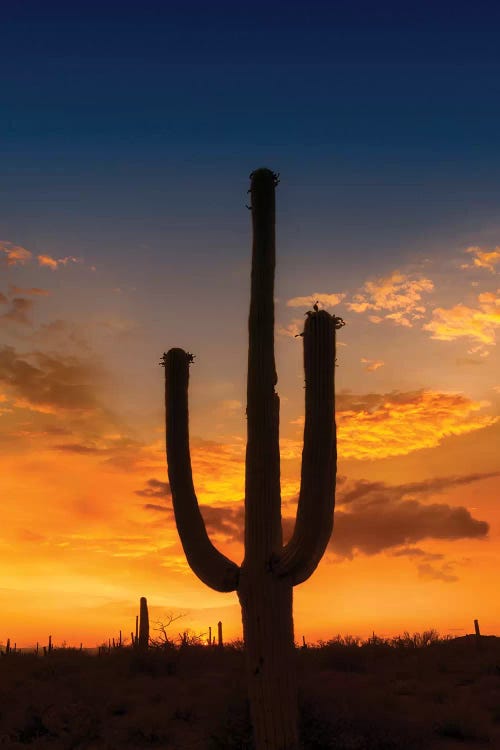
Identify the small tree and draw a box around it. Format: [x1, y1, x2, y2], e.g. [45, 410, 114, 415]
[149, 611, 187, 649]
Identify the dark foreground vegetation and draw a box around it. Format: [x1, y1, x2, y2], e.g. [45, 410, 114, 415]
[1, 632, 499, 749]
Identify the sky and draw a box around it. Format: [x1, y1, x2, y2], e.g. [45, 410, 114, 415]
[1, 0, 500, 648]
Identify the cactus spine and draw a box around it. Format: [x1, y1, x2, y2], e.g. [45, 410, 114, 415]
[164, 168, 339, 750]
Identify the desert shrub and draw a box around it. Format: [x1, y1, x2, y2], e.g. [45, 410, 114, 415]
[434, 713, 490, 742]
[128, 651, 177, 678]
[208, 697, 253, 750]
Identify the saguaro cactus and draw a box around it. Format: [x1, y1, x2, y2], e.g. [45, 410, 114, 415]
[139, 596, 149, 650]
[164, 168, 341, 749]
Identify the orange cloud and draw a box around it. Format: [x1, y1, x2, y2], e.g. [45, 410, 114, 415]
[8, 284, 50, 296]
[286, 292, 346, 309]
[461, 245, 500, 273]
[290, 390, 498, 460]
[347, 270, 434, 326]
[38, 254, 82, 270]
[337, 390, 497, 459]
[277, 318, 304, 338]
[0, 241, 32, 266]
[423, 290, 500, 348]
[360, 357, 384, 372]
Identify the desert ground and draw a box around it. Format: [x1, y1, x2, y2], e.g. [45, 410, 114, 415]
[1, 633, 499, 749]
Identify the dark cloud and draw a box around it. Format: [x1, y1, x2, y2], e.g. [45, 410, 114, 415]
[143, 503, 171, 513]
[390, 547, 443, 561]
[54, 443, 104, 454]
[417, 562, 458, 583]
[137, 471, 491, 573]
[330, 500, 488, 559]
[135, 478, 171, 499]
[138, 477, 244, 541]
[0, 298, 33, 326]
[337, 472, 499, 507]
[0, 345, 100, 411]
[200, 503, 245, 542]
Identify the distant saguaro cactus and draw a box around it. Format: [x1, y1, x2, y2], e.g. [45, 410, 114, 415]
[163, 168, 342, 750]
[139, 596, 149, 650]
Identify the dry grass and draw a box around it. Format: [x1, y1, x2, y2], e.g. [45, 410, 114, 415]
[0, 634, 499, 749]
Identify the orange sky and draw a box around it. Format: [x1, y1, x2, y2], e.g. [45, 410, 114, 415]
[1, 236, 499, 649]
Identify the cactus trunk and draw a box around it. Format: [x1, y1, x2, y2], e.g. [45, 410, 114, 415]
[237, 168, 299, 748]
[164, 168, 340, 750]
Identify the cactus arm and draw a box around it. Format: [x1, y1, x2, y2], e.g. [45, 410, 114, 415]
[164, 347, 240, 592]
[274, 310, 338, 585]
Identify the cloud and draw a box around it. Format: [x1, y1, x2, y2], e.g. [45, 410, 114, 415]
[141, 470, 490, 570]
[139, 476, 245, 542]
[286, 292, 346, 309]
[200, 503, 245, 542]
[135, 478, 171, 499]
[291, 391, 497, 460]
[277, 318, 304, 338]
[0, 298, 33, 326]
[336, 389, 498, 460]
[0, 241, 32, 266]
[38, 254, 83, 270]
[390, 546, 443, 560]
[8, 284, 50, 297]
[460, 246, 500, 273]
[36, 319, 91, 351]
[347, 270, 434, 327]
[336, 472, 499, 507]
[417, 562, 458, 583]
[0, 346, 100, 413]
[53, 443, 105, 454]
[423, 290, 500, 349]
[360, 357, 384, 372]
[330, 497, 488, 559]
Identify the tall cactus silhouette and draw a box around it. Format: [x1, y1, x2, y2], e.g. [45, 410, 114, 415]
[163, 168, 342, 750]
[138, 596, 149, 651]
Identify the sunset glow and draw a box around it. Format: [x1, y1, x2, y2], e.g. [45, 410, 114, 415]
[2, 2, 500, 651]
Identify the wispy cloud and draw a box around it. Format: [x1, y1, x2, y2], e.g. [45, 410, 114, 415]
[38, 254, 83, 271]
[460, 245, 500, 273]
[286, 292, 346, 309]
[336, 390, 497, 460]
[277, 318, 304, 338]
[291, 390, 498, 460]
[0, 298, 33, 326]
[423, 290, 500, 350]
[346, 270, 434, 327]
[8, 284, 50, 297]
[360, 357, 384, 372]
